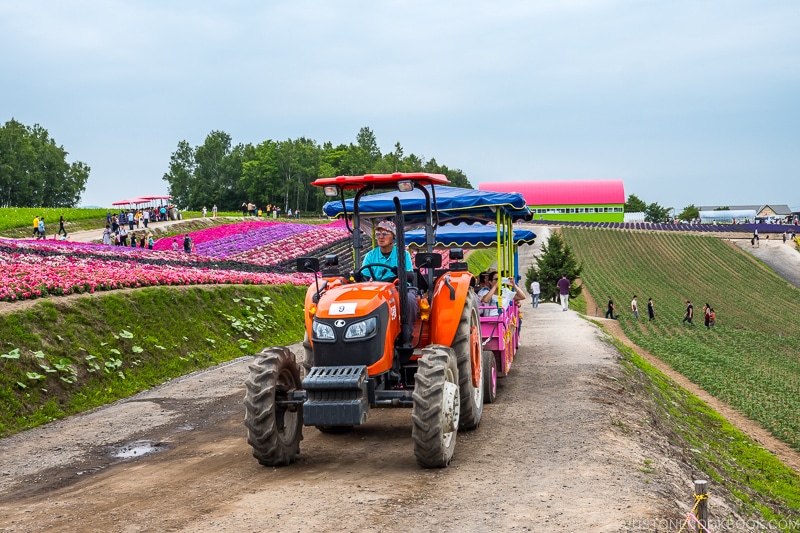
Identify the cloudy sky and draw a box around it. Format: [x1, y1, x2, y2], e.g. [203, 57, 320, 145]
[2, 1, 798, 211]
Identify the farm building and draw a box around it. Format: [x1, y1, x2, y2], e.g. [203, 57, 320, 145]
[698, 204, 795, 224]
[479, 180, 625, 222]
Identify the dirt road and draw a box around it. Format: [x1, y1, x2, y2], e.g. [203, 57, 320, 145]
[2, 302, 699, 533]
[732, 237, 800, 289]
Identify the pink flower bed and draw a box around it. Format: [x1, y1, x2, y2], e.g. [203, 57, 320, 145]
[0, 249, 313, 302]
[0, 220, 354, 303]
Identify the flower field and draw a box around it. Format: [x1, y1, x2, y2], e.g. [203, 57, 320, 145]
[0, 220, 351, 303]
[562, 227, 800, 451]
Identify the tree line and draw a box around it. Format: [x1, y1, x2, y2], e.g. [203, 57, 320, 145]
[624, 194, 701, 223]
[162, 127, 473, 214]
[0, 119, 90, 208]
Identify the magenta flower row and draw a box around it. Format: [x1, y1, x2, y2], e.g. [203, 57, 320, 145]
[230, 227, 350, 265]
[152, 220, 277, 251]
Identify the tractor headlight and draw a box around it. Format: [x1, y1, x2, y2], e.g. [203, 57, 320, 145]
[312, 320, 335, 341]
[344, 317, 377, 340]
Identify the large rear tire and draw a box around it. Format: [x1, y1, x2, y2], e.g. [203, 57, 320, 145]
[243, 347, 303, 466]
[482, 349, 497, 404]
[451, 291, 484, 429]
[412, 345, 460, 468]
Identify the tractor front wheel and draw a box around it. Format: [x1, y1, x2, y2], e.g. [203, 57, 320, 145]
[243, 347, 303, 466]
[411, 345, 460, 468]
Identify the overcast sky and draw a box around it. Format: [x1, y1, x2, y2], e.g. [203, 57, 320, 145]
[2, 1, 798, 211]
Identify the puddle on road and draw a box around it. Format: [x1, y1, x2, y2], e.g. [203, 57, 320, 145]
[110, 440, 166, 459]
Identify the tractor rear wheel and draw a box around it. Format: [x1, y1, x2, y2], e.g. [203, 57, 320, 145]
[451, 291, 484, 429]
[243, 347, 303, 466]
[411, 345, 460, 468]
[482, 349, 497, 404]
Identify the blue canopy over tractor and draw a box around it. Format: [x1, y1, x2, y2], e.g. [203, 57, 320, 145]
[322, 185, 531, 223]
[405, 224, 536, 248]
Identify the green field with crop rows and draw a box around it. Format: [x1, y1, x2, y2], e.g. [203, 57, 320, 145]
[563, 227, 800, 451]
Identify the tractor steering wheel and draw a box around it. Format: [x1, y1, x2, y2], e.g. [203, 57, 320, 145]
[358, 263, 397, 282]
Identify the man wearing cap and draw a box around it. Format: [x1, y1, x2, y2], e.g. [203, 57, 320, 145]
[360, 219, 418, 329]
[360, 220, 413, 282]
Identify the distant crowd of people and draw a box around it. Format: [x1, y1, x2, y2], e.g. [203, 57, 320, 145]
[241, 202, 301, 219]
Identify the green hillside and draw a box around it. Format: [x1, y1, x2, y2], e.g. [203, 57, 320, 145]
[563, 227, 800, 451]
[0, 285, 306, 436]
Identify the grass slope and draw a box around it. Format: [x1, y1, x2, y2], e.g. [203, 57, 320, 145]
[0, 284, 306, 436]
[562, 227, 800, 452]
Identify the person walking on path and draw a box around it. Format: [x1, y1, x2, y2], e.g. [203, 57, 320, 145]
[37, 217, 45, 240]
[631, 295, 639, 319]
[605, 297, 616, 319]
[183, 234, 193, 253]
[647, 297, 655, 321]
[530, 278, 541, 308]
[33, 215, 39, 238]
[58, 215, 67, 237]
[557, 273, 571, 311]
[682, 300, 694, 325]
[703, 303, 712, 329]
[202, 206, 207, 218]
[212, 204, 218, 218]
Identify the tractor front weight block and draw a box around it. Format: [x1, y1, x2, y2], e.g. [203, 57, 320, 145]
[302, 365, 370, 426]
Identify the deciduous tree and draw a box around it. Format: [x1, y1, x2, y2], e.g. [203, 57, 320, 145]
[624, 194, 647, 213]
[0, 119, 89, 207]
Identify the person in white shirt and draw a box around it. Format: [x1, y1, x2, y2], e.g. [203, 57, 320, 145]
[631, 295, 639, 319]
[529, 278, 541, 308]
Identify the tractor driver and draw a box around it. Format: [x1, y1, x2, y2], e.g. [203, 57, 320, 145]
[360, 220, 419, 329]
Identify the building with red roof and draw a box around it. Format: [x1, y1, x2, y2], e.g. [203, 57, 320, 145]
[479, 180, 625, 222]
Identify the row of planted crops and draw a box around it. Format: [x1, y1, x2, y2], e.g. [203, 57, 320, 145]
[0, 219, 351, 302]
[562, 227, 800, 451]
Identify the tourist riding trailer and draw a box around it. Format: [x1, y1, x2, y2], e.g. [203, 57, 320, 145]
[404, 222, 536, 401]
[243, 173, 530, 468]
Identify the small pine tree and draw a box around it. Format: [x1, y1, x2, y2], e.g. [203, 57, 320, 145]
[525, 232, 583, 302]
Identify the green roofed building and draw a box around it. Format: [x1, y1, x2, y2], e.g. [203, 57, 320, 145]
[478, 180, 625, 222]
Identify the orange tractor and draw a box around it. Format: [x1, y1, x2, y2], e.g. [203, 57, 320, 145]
[243, 172, 530, 467]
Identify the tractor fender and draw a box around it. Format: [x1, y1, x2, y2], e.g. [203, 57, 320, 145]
[428, 271, 475, 346]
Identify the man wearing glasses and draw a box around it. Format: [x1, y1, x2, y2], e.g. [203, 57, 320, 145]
[360, 220, 414, 282]
[360, 219, 418, 329]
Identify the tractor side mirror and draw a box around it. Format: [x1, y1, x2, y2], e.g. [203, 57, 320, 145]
[323, 254, 339, 267]
[296, 257, 320, 273]
[448, 248, 464, 261]
[415, 252, 443, 269]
